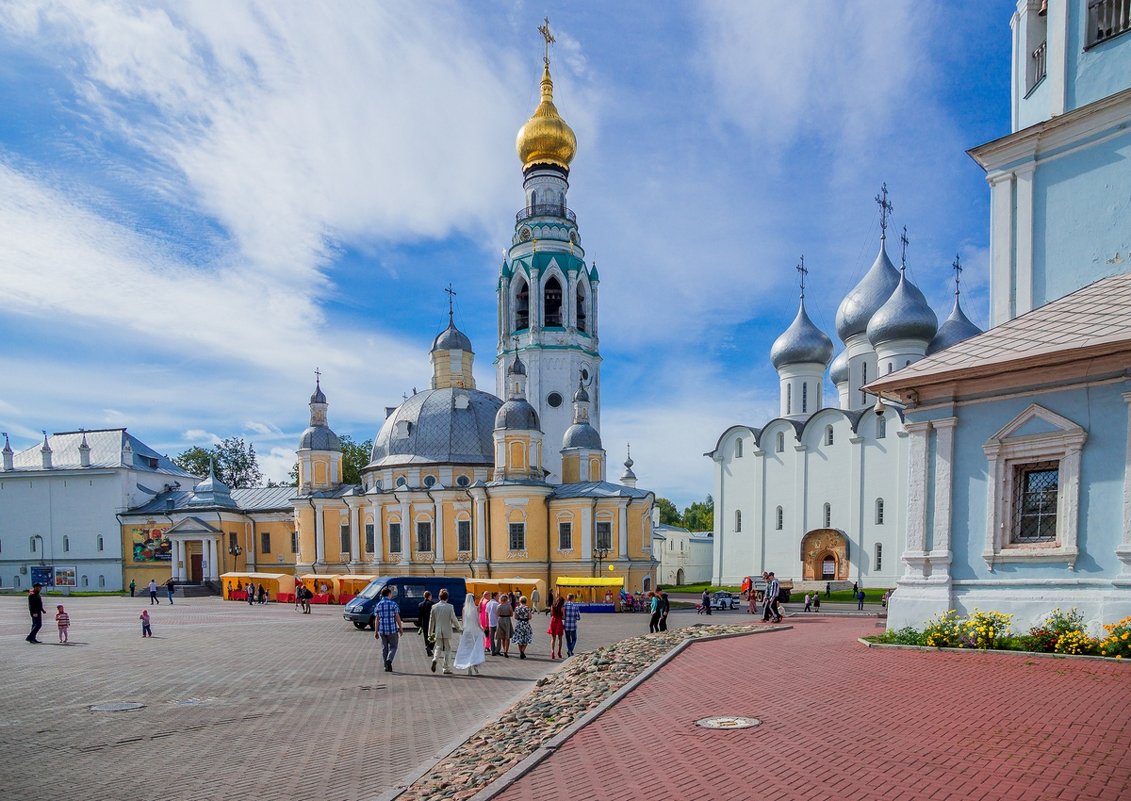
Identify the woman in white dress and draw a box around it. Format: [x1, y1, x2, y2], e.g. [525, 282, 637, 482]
[454, 594, 486, 676]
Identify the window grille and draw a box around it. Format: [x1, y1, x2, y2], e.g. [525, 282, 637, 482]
[776, 432, 785, 453]
[1012, 462, 1058, 542]
[291, 531, 298, 553]
[825, 426, 834, 446]
[823, 503, 832, 528]
[340, 525, 350, 554]
[802, 382, 808, 413]
[877, 415, 887, 439]
[787, 384, 792, 415]
[596, 522, 612, 550]
[735, 510, 742, 532]
[261, 532, 271, 554]
[458, 520, 472, 552]
[365, 524, 375, 553]
[735, 439, 743, 458]
[558, 521, 573, 550]
[876, 498, 885, 525]
[509, 522, 526, 551]
[875, 543, 883, 571]
[416, 521, 432, 552]
[388, 523, 402, 553]
[775, 506, 783, 530]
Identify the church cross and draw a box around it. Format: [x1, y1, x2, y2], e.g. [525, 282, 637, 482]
[899, 226, 909, 274]
[875, 182, 894, 237]
[796, 255, 808, 300]
[952, 254, 963, 296]
[538, 17, 556, 65]
[314, 367, 321, 387]
[444, 283, 457, 321]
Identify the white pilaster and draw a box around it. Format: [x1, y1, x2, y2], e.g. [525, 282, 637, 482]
[901, 421, 931, 578]
[929, 417, 958, 581]
[399, 496, 410, 566]
[1014, 163, 1035, 315]
[314, 503, 325, 565]
[370, 497, 384, 564]
[348, 500, 362, 566]
[618, 501, 628, 560]
[474, 491, 487, 564]
[988, 173, 1015, 326]
[434, 494, 446, 563]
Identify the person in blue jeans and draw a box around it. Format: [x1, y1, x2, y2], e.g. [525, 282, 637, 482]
[563, 594, 582, 657]
[857, 589, 866, 610]
[374, 587, 403, 672]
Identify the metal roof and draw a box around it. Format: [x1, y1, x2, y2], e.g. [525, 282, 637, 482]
[369, 386, 503, 468]
[551, 481, 652, 500]
[8, 429, 197, 478]
[125, 485, 296, 514]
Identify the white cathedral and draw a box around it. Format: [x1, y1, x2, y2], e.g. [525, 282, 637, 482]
[708, 210, 981, 589]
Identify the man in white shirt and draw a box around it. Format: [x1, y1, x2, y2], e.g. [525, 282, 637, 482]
[486, 592, 500, 655]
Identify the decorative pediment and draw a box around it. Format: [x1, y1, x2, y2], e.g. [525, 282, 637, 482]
[165, 516, 222, 538]
[986, 404, 1085, 447]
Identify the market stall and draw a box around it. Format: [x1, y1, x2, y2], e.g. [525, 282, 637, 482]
[298, 574, 340, 604]
[335, 574, 379, 605]
[467, 577, 548, 607]
[221, 572, 296, 603]
[554, 576, 625, 612]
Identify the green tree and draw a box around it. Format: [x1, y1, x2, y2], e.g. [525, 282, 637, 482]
[655, 497, 682, 526]
[682, 494, 714, 532]
[175, 437, 263, 488]
[174, 446, 212, 479]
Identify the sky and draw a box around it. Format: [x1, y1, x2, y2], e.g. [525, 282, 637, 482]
[0, 0, 1017, 508]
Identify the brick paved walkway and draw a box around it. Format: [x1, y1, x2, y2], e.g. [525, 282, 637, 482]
[495, 616, 1131, 801]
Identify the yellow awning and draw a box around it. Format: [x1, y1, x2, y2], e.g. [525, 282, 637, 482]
[556, 576, 625, 587]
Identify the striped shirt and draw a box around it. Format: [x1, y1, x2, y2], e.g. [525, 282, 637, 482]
[55, 612, 70, 627]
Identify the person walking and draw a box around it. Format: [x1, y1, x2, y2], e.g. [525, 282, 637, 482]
[374, 587, 403, 673]
[139, 608, 152, 637]
[301, 585, 312, 614]
[55, 604, 71, 644]
[804, 593, 812, 612]
[496, 593, 514, 657]
[660, 591, 671, 631]
[417, 591, 435, 658]
[700, 588, 712, 616]
[247, 582, 255, 606]
[857, 588, 866, 611]
[147, 578, 159, 605]
[486, 592, 501, 656]
[812, 592, 821, 612]
[428, 589, 460, 675]
[129, 579, 136, 598]
[648, 592, 662, 633]
[763, 572, 782, 623]
[478, 591, 491, 652]
[852, 581, 859, 597]
[825, 581, 831, 598]
[165, 576, 176, 604]
[547, 596, 565, 659]
[563, 594, 581, 656]
[257, 584, 267, 604]
[512, 596, 534, 659]
[455, 594, 486, 676]
[26, 583, 45, 643]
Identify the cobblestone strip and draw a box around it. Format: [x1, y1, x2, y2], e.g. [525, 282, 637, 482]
[388, 622, 787, 801]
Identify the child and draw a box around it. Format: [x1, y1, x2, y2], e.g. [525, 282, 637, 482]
[55, 604, 70, 644]
[139, 609, 152, 638]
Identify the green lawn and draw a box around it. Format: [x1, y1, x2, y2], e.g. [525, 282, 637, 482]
[818, 587, 892, 604]
[662, 582, 743, 594]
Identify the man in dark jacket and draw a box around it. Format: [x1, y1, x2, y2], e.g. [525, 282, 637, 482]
[27, 583, 45, 643]
[659, 591, 670, 631]
[417, 591, 435, 658]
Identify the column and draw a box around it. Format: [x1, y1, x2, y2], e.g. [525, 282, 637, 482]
[902, 421, 931, 580]
[617, 501, 628, 560]
[930, 417, 958, 579]
[314, 503, 325, 565]
[349, 501, 361, 565]
[1117, 392, 1131, 581]
[987, 173, 1015, 326]
[399, 497, 410, 566]
[474, 492, 487, 564]
[434, 495, 446, 563]
[370, 498, 384, 565]
[1014, 163, 1035, 315]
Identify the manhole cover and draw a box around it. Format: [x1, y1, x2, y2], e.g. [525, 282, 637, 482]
[695, 716, 761, 730]
[90, 702, 145, 712]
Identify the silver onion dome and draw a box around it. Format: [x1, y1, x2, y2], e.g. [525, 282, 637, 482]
[431, 319, 473, 353]
[495, 398, 540, 431]
[829, 349, 849, 386]
[310, 383, 327, 404]
[370, 387, 502, 467]
[866, 272, 938, 346]
[563, 422, 602, 450]
[770, 299, 833, 369]
[300, 426, 342, 451]
[573, 382, 589, 403]
[927, 296, 982, 355]
[835, 241, 901, 342]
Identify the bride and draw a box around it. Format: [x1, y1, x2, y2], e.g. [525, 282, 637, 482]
[454, 593, 486, 676]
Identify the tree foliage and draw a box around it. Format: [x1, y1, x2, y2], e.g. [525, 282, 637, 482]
[655, 497, 682, 525]
[682, 494, 714, 532]
[175, 437, 263, 489]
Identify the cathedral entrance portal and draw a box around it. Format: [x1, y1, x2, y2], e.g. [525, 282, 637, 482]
[800, 529, 849, 581]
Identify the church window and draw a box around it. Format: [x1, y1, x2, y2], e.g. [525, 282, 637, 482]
[229, 532, 238, 552]
[82, 575, 88, 587]
[457, 474, 470, 487]
[457, 520, 472, 552]
[395, 476, 407, 488]
[802, 382, 808, 413]
[558, 521, 573, 551]
[340, 525, 350, 555]
[596, 522, 612, 550]
[13, 575, 19, 588]
[97, 535, 104, 551]
[365, 524, 375, 553]
[30, 536, 36, 552]
[99, 575, 105, 588]
[388, 523, 402, 553]
[1012, 463, 1059, 543]
[291, 530, 298, 553]
[735, 439, 743, 458]
[544, 276, 564, 327]
[786, 384, 792, 415]
[875, 543, 883, 571]
[261, 532, 271, 554]
[642, 576, 651, 592]
[776, 432, 785, 453]
[875, 498, 885, 525]
[734, 510, 742, 532]
[825, 426, 834, 446]
[515, 278, 530, 330]
[576, 285, 587, 332]
[860, 362, 868, 406]
[416, 521, 432, 552]
[888, 362, 893, 374]
[547, 392, 563, 408]
[63, 535, 69, 552]
[775, 506, 783, 530]
[509, 522, 526, 551]
[823, 503, 831, 528]
[877, 415, 887, 439]
[1087, 0, 1129, 48]
[423, 475, 436, 488]
[905, 360, 911, 367]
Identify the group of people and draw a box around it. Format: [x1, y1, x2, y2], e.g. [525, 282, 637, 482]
[648, 590, 670, 632]
[372, 588, 585, 676]
[751, 572, 784, 623]
[24, 583, 72, 644]
[141, 577, 176, 604]
[801, 592, 823, 612]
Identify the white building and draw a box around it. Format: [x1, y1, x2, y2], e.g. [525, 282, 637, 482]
[0, 429, 197, 591]
[652, 515, 713, 587]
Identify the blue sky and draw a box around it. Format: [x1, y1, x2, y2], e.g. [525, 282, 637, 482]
[0, 1, 1016, 507]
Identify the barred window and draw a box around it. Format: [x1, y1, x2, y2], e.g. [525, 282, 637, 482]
[97, 535, 104, 551]
[457, 520, 472, 552]
[291, 530, 298, 553]
[339, 525, 350, 554]
[735, 439, 743, 458]
[875, 543, 883, 571]
[823, 502, 832, 528]
[63, 535, 69, 552]
[261, 531, 271, 554]
[877, 415, 887, 439]
[875, 498, 885, 525]
[825, 426, 834, 446]
[596, 522, 612, 550]
[365, 524, 375, 553]
[1012, 462, 1058, 543]
[509, 522, 526, 551]
[775, 506, 783, 530]
[786, 384, 792, 415]
[734, 510, 742, 532]
[776, 432, 785, 453]
[416, 521, 432, 552]
[802, 382, 808, 413]
[388, 523, 402, 553]
[558, 521, 573, 550]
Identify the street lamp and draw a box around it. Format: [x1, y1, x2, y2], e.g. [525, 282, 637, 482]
[593, 547, 610, 577]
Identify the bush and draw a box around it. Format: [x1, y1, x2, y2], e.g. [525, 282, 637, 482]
[1027, 608, 1087, 653]
[923, 610, 963, 648]
[871, 627, 925, 646]
[1054, 629, 1096, 655]
[959, 609, 1013, 650]
[1099, 615, 1131, 660]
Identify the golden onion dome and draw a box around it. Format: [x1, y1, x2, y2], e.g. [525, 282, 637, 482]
[516, 62, 576, 171]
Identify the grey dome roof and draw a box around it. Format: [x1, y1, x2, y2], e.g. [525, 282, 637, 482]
[508, 353, 527, 376]
[563, 422, 602, 450]
[300, 425, 341, 451]
[835, 241, 901, 341]
[310, 383, 327, 404]
[866, 273, 938, 346]
[573, 383, 589, 403]
[770, 300, 833, 369]
[370, 387, 503, 467]
[495, 398, 540, 431]
[927, 296, 982, 355]
[829, 349, 849, 385]
[432, 320, 473, 352]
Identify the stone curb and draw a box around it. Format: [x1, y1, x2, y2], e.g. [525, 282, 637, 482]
[465, 625, 792, 801]
[858, 638, 1130, 664]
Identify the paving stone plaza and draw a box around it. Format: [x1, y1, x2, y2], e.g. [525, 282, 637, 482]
[4, 596, 1131, 801]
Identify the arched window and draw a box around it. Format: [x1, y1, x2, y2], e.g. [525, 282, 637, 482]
[775, 506, 783, 530]
[98, 575, 105, 588]
[776, 432, 785, 453]
[423, 475, 436, 488]
[63, 535, 69, 552]
[860, 362, 869, 406]
[97, 535, 104, 551]
[735, 439, 743, 458]
[876, 498, 885, 525]
[823, 502, 831, 528]
[802, 382, 808, 413]
[825, 426, 834, 446]
[888, 362, 894, 374]
[576, 285, 588, 332]
[642, 576, 652, 592]
[81, 575, 89, 587]
[515, 278, 530, 330]
[544, 276, 563, 327]
[786, 384, 792, 415]
[876, 415, 887, 439]
[395, 475, 407, 488]
[734, 510, 742, 532]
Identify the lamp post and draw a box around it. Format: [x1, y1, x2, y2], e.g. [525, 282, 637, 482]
[593, 547, 610, 577]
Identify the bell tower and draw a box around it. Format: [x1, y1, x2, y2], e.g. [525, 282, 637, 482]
[499, 18, 601, 484]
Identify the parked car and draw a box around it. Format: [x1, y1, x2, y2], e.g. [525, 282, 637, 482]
[343, 576, 467, 630]
[710, 591, 741, 610]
